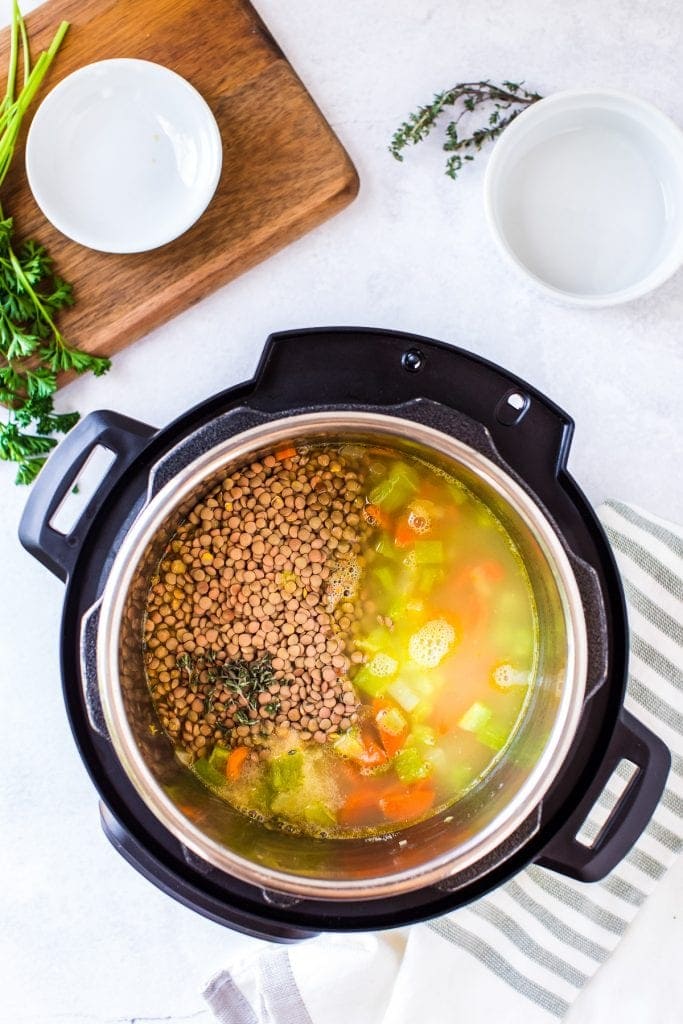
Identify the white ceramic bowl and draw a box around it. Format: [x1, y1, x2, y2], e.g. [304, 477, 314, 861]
[484, 89, 683, 306]
[26, 59, 222, 254]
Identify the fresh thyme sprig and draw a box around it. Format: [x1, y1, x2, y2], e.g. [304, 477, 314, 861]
[0, 2, 110, 485]
[177, 651, 285, 717]
[390, 79, 542, 180]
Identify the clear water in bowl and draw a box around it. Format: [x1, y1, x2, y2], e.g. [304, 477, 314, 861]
[497, 112, 679, 296]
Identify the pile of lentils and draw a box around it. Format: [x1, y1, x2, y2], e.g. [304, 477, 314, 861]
[144, 446, 371, 760]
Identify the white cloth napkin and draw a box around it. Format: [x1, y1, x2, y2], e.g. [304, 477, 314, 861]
[203, 501, 682, 1024]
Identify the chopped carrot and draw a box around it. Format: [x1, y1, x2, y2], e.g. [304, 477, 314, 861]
[363, 503, 390, 528]
[226, 745, 249, 781]
[275, 446, 297, 461]
[380, 784, 435, 822]
[473, 560, 504, 583]
[339, 789, 381, 825]
[356, 736, 389, 771]
[178, 803, 203, 822]
[394, 517, 415, 548]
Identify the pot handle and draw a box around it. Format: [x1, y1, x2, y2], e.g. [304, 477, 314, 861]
[536, 709, 670, 882]
[19, 410, 156, 583]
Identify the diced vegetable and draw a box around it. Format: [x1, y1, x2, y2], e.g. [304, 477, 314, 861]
[340, 789, 381, 825]
[208, 746, 230, 772]
[194, 757, 226, 788]
[388, 679, 421, 712]
[334, 729, 366, 760]
[304, 802, 337, 828]
[353, 653, 398, 696]
[372, 565, 395, 593]
[354, 667, 390, 697]
[373, 698, 409, 757]
[375, 704, 407, 737]
[275, 446, 296, 461]
[394, 746, 433, 783]
[375, 533, 403, 559]
[424, 747, 447, 773]
[363, 503, 391, 528]
[458, 701, 492, 733]
[446, 763, 479, 794]
[335, 728, 388, 771]
[380, 784, 435, 822]
[411, 723, 437, 747]
[355, 627, 394, 654]
[270, 750, 304, 792]
[356, 736, 389, 771]
[477, 719, 514, 752]
[368, 462, 419, 512]
[414, 540, 444, 564]
[394, 517, 416, 548]
[226, 745, 250, 781]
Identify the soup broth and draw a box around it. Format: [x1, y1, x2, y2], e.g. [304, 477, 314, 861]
[144, 441, 537, 837]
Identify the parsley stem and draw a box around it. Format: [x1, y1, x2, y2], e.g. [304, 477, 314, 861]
[0, 5, 108, 486]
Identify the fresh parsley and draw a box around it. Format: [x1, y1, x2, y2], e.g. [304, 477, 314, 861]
[0, 3, 110, 485]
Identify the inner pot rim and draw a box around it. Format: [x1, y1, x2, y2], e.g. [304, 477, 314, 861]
[96, 410, 588, 900]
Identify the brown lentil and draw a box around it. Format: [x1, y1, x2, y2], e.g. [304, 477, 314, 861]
[144, 445, 369, 758]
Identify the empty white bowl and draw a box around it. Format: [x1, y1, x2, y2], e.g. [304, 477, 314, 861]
[26, 59, 222, 254]
[484, 89, 683, 306]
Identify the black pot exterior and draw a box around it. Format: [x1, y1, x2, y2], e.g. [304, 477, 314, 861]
[20, 327, 670, 940]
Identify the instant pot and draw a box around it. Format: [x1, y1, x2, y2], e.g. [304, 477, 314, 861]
[19, 327, 670, 940]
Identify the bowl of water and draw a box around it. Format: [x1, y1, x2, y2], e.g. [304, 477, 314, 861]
[484, 89, 683, 306]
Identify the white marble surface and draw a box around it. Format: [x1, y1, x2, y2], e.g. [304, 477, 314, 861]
[1, 1, 682, 1022]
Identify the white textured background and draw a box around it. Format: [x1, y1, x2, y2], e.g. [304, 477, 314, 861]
[1, 1, 681, 1022]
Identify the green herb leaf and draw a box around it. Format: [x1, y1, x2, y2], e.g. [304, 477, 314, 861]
[389, 79, 542, 180]
[0, 5, 108, 486]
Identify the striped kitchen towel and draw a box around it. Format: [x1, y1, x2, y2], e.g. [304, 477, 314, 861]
[203, 501, 682, 1024]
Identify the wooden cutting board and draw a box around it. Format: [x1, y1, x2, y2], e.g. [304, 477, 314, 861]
[0, 0, 358, 378]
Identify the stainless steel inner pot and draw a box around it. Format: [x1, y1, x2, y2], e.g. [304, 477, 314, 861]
[96, 412, 587, 900]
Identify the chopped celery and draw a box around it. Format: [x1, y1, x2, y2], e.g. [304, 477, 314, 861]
[270, 750, 303, 792]
[334, 729, 366, 760]
[458, 701, 492, 733]
[371, 565, 395, 593]
[375, 535, 402, 559]
[368, 463, 418, 512]
[414, 540, 444, 564]
[389, 460, 420, 489]
[270, 791, 300, 818]
[447, 762, 479, 793]
[409, 701, 432, 723]
[353, 663, 393, 697]
[376, 705, 407, 736]
[394, 746, 433, 783]
[477, 718, 513, 752]
[425, 747, 447, 772]
[388, 679, 421, 712]
[355, 627, 394, 654]
[412, 724, 437, 746]
[194, 757, 226, 788]
[208, 746, 230, 772]
[304, 802, 337, 828]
